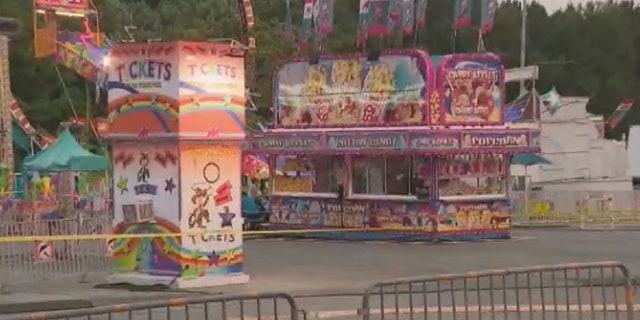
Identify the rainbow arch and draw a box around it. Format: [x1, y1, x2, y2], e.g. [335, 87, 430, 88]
[112, 217, 243, 269]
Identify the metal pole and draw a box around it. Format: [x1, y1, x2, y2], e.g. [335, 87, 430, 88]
[519, 0, 527, 94]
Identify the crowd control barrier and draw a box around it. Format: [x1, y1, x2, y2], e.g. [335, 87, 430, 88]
[0, 215, 112, 292]
[361, 262, 636, 320]
[0, 292, 299, 320]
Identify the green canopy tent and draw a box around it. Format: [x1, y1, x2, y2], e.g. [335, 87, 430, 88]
[23, 128, 108, 172]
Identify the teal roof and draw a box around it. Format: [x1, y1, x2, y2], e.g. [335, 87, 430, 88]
[22, 128, 108, 172]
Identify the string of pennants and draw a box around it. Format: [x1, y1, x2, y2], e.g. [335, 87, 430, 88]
[284, 0, 498, 51]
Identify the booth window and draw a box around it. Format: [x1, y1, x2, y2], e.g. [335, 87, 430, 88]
[352, 156, 411, 195]
[273, 155, 344, 194]
[437, 154, 506, 197]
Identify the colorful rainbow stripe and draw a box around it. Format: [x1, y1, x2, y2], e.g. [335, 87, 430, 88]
[108, 93, 246, 136]
[178, 94, 245, 115]
[108, 93, 245, 119]
[108, 93, 179, 120]
[111, 218, 243, 274]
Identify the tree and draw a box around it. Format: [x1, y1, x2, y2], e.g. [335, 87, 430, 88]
[0, 0, 638, 139]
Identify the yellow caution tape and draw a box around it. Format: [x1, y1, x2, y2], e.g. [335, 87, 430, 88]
[0, 228, 372, 243]
[2, 211, 639, 242]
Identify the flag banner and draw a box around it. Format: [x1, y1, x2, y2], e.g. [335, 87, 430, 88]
[389, 0, 402, 33]
[315, 0, 335, 35]
[356, 0, 370, 45]
[453, 0, 472, 28]
[481, 0, 497, 33]
[539, 86, 561, 115]
[606, 99, 635, 129]
[415, 0, 428, 28]
[401, 0, 415, 35]
[312, 0, 321, 31]
[283, 0, 294, 42]
[504, 90, 540, 123]
[299, 0, 314, 49]
[368, 0, 392, 36]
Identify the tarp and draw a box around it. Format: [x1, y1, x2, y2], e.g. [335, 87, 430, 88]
[511, 153, 552, 166]
[22, 128, 108, 172]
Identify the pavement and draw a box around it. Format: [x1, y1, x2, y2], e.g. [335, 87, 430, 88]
[1, 228, 640, 318]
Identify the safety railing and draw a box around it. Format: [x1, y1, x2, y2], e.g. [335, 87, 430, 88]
[0, 215, 112, 292]
[0, 292, 299, 320]
[361, 262, 636, 320]
[511, 190, 640, 228]
[511, 210, 640, 228]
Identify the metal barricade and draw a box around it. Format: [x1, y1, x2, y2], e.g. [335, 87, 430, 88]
[0, 292, 299, 320]
[361, 262, 636, 320]
[511, 190, 640, 227]
[0, 215, 113, 292]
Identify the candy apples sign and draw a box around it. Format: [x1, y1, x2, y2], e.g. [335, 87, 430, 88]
[435, 53, 505, 126]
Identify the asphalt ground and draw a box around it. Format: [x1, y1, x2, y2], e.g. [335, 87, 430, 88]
[1, 228, 639, 319]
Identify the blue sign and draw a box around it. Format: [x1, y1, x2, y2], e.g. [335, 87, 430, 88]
[327, 133, 406, 151]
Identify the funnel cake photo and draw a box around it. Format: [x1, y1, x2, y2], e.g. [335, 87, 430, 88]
[331, 59, 362, 93]
[363, 63, 395, 99]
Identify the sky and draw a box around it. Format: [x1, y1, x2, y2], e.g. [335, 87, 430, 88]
[534, 0, 637, 12]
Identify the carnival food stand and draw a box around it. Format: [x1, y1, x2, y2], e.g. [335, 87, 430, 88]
[246, 50, 541, 241]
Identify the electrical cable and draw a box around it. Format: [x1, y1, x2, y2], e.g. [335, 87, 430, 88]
[53, 62, 79, 120]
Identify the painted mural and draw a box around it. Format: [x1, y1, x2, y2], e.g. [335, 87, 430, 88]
[177, 43, 246, 138]
[178, 144, 244, 282]
[430, 53, 504, 126]
[106, 43, 180, 138]
[108, 44, 178, 99]
[274, 51, 431, 127]
[106, 43, 246, 139]
[436, 201, 511, 232]
[270, 198, 510, 236]
[111, 144, 180, 275]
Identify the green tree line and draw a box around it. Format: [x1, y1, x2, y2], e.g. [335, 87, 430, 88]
[0, 0, 639, 139]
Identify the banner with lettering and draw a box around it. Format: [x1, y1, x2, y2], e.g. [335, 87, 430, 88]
[480, 0, 497, 33]
[389, 0, 402, 34]
[299, 0, 315, 50]
[432, 53, 504, 126]
[415, 0, 428, 28]
[283, 0, 294, 42]
[401, 0, 415, 36]
[179, 145, 245, 282]
[250, 134, 323, 152]
[368, 0, 392, 37]
[453, 0, 472, 28]
[409, 133, 461, 151]
[314, 0, 335, 35]
[356, 0, 370, 45]
[327, 133, 407, 151]
[461, 132, 530, 149]
[606, 99, 635, 129]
